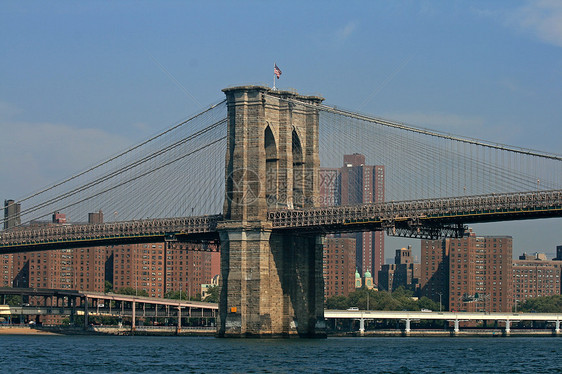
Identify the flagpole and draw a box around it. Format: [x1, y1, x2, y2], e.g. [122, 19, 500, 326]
[273, 62, 276, 90]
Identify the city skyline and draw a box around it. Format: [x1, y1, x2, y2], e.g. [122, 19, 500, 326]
[1, 1, 561, 257]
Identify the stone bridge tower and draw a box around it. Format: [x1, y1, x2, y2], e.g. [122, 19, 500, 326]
[218, 85, 326, 337]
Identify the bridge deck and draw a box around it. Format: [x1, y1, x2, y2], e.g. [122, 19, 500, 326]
[1, 190, 561, 252]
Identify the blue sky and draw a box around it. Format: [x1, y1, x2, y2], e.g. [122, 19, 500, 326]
[1, 0, 561, 257]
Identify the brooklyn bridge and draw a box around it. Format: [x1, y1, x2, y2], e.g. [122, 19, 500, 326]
[2, 86, 561, 337]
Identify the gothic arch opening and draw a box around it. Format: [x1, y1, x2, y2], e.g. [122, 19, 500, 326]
[265, 125, 278, 208]
[292, 128, 304, 208]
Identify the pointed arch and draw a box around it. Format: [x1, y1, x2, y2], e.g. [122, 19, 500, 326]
[292, 128, 304, 208]
[265, 125, 278, 208]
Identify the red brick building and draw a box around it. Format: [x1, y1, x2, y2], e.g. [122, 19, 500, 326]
[513, 253, 561, 306]
[323, 237, 356, 299]
[421, 229, 513, 312]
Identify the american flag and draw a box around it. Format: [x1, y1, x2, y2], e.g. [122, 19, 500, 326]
[274, 64, 282, 79]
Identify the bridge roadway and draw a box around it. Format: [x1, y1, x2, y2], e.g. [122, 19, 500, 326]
[1, 190, 561, 254]
[325, 310, 562, 335]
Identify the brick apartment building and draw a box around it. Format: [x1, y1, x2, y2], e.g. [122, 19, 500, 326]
[319, 153, 385, 293]
[323, 237, 356, 298]
[513, 252, 562, 305]
[421, 229, 513, 312]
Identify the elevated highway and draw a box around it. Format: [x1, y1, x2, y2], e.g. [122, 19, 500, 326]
[325, 309, 562, 335]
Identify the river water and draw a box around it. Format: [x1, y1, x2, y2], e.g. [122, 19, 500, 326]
[1, 335, 561, 373]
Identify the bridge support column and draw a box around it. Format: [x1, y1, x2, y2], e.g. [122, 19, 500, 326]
[218, 85, 325, 338]
[218, 224, 325, 338]
[131, 301, 136, 333]
[505, 320, 511, 336]
[404, 318, 411, 336]
[454, 319, 460, 335]
[359, 318, 365, 335]
[177, 307, 181, 334]
[555, 320, 560, 335]
[84, 297, 88, 330]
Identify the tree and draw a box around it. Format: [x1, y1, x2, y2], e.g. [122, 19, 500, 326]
[104, 281, 113, 293]
[165, 290, 188, 300]
[326, 295, 349, 310]
[114, 287, 148, 297]
[519, 295, 562, 313]
[325, 288, 440, 312]
[203, 286, 219, 303]
[5, 295, 22, 306]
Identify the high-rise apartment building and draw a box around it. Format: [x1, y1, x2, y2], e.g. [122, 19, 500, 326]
[421, 229, 513, 312]
[1, 254, 14, 288]
[113, 243, 166, 298]
[3, 199, 21, 229]
[73, 247, 107, 292]
[513, 253, 561, 304]
[166, 243, 220, 299]
[320, 154, 385, 284]
[323, 237, 356, 299]
[13, 250, 74, 290]
[420, 238, 450, 309]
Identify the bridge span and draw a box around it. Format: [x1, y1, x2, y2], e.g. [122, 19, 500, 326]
[325, 310, 562, 336]
[1, 189, 561, 254]
[2, 85, 562, 338]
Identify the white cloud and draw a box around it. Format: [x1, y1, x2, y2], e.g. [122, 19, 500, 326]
[507, 0, 562, 47]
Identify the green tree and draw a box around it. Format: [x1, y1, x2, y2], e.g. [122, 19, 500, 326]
[5, 295, 22, 306]
[104, 281, 113, 293]
[417, 296, 440, 311]
[325, 287, 442, 312]
[203, 286, 219, 303]
[519, 295, 562, 313]
[114, 287, 148, 297]
[326, 295, 349, 310]
[165, 290, 188, 300]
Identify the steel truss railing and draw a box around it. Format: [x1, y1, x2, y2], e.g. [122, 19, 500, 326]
[0, 215, 222, 250]
[267, 190, 562, 238]
[2, 190, 561, 250]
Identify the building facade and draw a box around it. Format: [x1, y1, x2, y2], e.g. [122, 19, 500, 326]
[513, 253, 561, 306]
[420, 238, 450, 309]
[319, 154, 385, 285]
[421, 229, 513, 313]
[3, 200, 21, 229]
[323, 237, 356, 299]
[379, 246, 420, 292]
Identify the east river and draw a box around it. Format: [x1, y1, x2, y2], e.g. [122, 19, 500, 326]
[1, 335, 561, 373]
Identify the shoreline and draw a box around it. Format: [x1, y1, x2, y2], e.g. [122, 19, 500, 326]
[0, 326, 61, 336]
[1, 325, 560, 337]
